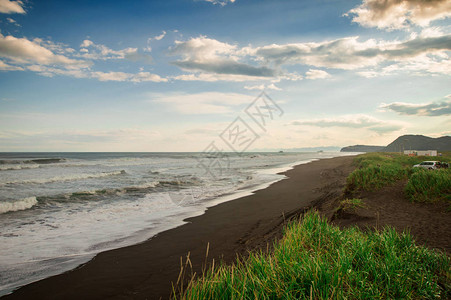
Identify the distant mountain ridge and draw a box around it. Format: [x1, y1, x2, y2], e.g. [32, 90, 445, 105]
[383, 135, 451, 152]
[340, 135, 451, 153]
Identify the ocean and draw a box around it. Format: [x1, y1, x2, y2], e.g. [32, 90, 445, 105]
[0, 151, 351, 295]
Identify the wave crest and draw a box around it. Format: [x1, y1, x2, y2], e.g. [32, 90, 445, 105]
[1, 170, 126, 186]
[0, 197, 38, 214]
[0, 158, 65, 165]
[0, 164, 40, 171]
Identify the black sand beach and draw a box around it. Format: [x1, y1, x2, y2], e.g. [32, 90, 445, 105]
[3, 156, 355, 300]
[4, 154, 450, 299]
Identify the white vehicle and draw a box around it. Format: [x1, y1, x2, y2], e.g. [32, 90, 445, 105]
[413, 161, 439, 170]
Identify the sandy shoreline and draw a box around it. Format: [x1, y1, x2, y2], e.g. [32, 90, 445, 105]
[2, 156, 356, 300]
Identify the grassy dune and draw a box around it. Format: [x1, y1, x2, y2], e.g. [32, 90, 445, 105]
[405, 168, 451, 203]
[175, 212, 450, 299]
[345, 152, 450, 203]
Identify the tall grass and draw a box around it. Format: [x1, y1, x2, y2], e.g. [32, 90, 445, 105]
[174, 211, 450, 299]
[346, 153, 425, 192]
[405, 168, 451, 203]
[345, 152, 451, 203]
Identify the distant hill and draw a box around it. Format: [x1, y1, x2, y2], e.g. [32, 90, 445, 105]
[340, 135, 451, 153]
[340, 145, 385, 152]
[382, 135, 451, 152]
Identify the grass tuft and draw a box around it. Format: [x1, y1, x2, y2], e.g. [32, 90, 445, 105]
[337, 198, 366, 212]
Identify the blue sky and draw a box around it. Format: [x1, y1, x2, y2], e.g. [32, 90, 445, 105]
[0, 0, 450, 151]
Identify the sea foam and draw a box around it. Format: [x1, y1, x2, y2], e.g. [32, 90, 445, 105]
[0, 164, 40, 171]
[0, 197, 38, 214]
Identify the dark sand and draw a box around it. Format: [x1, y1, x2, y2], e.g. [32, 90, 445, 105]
[3, 156, 355, 300]
[4, 154, 450, 299]
[322, 180, 451, 254]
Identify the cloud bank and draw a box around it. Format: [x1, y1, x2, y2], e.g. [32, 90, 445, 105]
[254, 35, 451, 71]
[0, 34, 164, 82]
[168, 33, 451, 81]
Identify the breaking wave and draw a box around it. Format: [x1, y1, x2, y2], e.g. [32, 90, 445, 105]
[1, 170, 126, 186]
[0, 158, 66, 165]
[0, 197, 38, 214]
[66, 181, 161, 198]
[0, 164, 40, 171]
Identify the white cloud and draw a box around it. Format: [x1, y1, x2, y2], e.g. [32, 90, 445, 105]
[0, 34, 166, 82]
[290, 114, 404, 134]
[167, 34, 451, 82]
[305, 69, 331, 80]
[201, 0, 235, 6]
[171, 72, 273, 82]
[0, 33, 91, 68]
[91, 71, 130, 82]
[244, 83, 281, 90]
[80, 40, 94, 48]
[358, 51, 451, 77]
[6, 17, 20, 26]
[346, 0, 451, 30]
[131, 72, 167, 82]
[26, 65, 87, 78]
[254, 37, 380, 69]
[254, 34, 451, 76]
[145, 31, 167, 52]
[169, 36, 237, 60]
[92, 71, 167, 82]
[78, 39, 152, 63]
[0, 0, 25, 14]
[277, 72, 304, 81]
[2, 28, 449, 85]
[169, 36, 276, 79]
[151, 92, 254, 114]
[0, 59, 22, 70]
[420, 27, 447, 38]
[153, 31, 166, 41]
[380, 95, 451, 116]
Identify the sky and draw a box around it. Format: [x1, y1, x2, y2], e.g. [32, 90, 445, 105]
[0, 0, 450, 152]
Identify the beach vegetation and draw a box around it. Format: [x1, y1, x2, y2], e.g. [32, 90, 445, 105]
[337, 198, 365, 212]
[345, 152, 450, 203]
[174, 211, 450, 300]
[405, 168, 451, 203]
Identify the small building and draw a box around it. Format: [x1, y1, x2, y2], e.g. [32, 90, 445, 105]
[404, 150, 437, 156]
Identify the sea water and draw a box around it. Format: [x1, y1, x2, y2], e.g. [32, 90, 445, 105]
[0, 151, 351, 295]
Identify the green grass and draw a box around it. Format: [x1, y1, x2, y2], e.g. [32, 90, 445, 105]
[337, 198, 366, 212]
[346, 153, 421, 192]
[405, 168, 451, 203]
[174, 211, 450, 300]
[345, 152, 451, 203]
